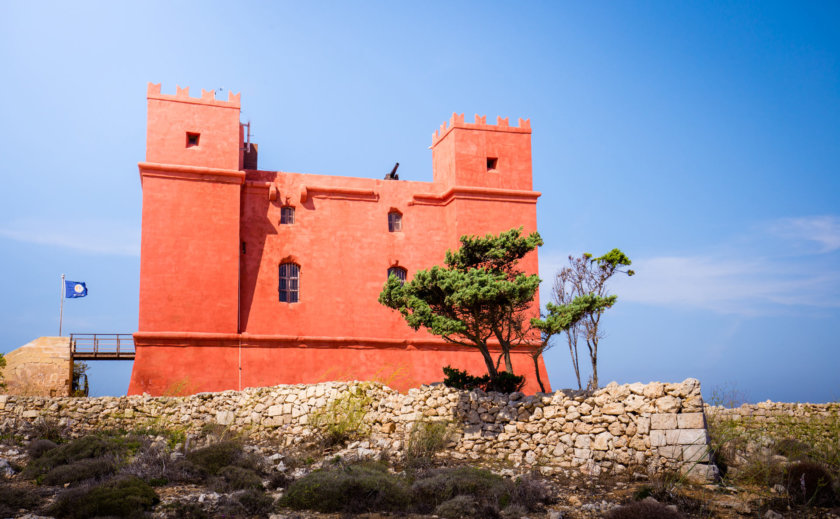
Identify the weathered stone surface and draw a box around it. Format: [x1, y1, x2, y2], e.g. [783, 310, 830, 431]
[650, 413, 678, 430]
[677, 412, 705, 429]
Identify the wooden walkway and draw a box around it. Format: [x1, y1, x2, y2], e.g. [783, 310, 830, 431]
[70, 333, 135, 360]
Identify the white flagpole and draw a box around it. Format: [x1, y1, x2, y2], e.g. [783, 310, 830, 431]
[59, 274, 65, 336]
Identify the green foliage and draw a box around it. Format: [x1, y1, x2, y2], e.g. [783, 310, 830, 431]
[311, 384, 373, 447]
[42, 456, 117, 486]
[185, 440, 248, 476]
[29, 416, 65, 443]
[280, 461, 411, 513]
[47, 476, 159, 519]
[215, 465, 263, 491]
[27, 438, 58, 459]
[406, 419, 450, 468]
[785, 461, 836, 506]
[0, 352, 6, 389]
[410, 466, 513, 514]
[442, 366, 525, 393]
[380, 227, 551, 384]
[24, 435, 130, 481]
[234, 488, 275, 515]
[552, 248, 633, 389]
[71, 361, 89, 396]
[0, 484, 42, 517]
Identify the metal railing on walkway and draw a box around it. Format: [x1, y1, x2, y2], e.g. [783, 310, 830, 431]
[70, 333, 135, 360]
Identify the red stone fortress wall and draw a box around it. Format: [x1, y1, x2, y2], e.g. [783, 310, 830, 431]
[129, 84, 548, 396]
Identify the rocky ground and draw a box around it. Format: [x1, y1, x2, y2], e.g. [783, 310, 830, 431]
[2, 437, 840, 519]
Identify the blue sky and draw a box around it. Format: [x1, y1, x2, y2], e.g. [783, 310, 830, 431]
[1, 1, 838, 402]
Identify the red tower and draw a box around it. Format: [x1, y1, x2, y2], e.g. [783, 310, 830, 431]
[129, 84, 548, 395]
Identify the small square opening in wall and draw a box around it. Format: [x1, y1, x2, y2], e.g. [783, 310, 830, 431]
[186, 132, 200, 148]
[486, 157, 498, 171]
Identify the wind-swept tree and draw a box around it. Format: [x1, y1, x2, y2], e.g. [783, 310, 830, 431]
[553, 249, 633, 389]
[379, 227, 616, 392]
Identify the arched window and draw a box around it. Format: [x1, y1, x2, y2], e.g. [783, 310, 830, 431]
[279, 263, 300, 302]
[387, 266, 407, 284]
[280, 206, 295, 225]
[388, 211, 402, 232]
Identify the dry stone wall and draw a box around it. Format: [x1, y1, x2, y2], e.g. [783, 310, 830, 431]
[0, 378, 717, 481]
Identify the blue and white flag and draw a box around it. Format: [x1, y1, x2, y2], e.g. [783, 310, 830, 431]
[64, 280, 88, 298]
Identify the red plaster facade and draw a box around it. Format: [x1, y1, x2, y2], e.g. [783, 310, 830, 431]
[129, 83, 549, 396]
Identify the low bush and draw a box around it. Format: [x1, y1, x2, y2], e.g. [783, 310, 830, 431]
[0, 484, 43, 517]
[42, 456, 117, 486]
[785, 461, 836, 506]
[774, 438, 813, 460]
[24, 435, 129, 481]
[266, 470, 290, 489]
[28, 438, 57, 459]
[280, 461, 410, 513]
[28, 417, 65, 443]
[47, 476, 159, 519]
[604, 500, 686, 519]
[215, 465, 263, 491]
[509, 472, 554, 510]
[434, 495, 481, 518]
[310, 385, 374, 447]
[406, 420, 449, 468]
[160, 501, 210, 519]
[236, 488, 274, 515]
[185, 440, 253, 476]
[411, 466, 513, 514]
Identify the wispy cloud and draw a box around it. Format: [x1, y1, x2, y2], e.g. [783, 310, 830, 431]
[539, 215, 840, 315]
[767, 215, 840, 253]
[0, 218, 140, 256]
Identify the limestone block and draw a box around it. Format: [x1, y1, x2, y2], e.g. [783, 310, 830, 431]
[682, 444, 710, 463]
[267, 405, 282, 417]
[592, 432, 612, 451]
[650, 430, 667, 447]
[677, 413, 705, 429]
[574, 435, 591, 449]
[651, 413, 678, 430]
[627, 382, 645, 395]
[655, 396, 680, 413]
[602, 403, 625, 415]
[677, 429, 707, 445]
[658, 445, 681, 459]
[636, 416, 650, 435]
[680, 463, 719, 483]
[643, 382, 665, 398]
[552, 443, 566, 456]
[216, 410, 234, 425]
[607, 421, 625, 436]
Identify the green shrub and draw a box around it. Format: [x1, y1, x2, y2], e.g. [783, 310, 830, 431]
[236, 488, 274, 515]
[266, 470, 290, 489]
[411, 466, 513, 514]
[774, 438, 813, 460]
[280, 461, 410, 513]
[310, 385, 374, 447]
[434, 495, 480, 518]
[442, 366, 524, 393]
[29, 417, 65, 443]
[510, 473, 554, 510]
[0, 484, 43, 517]
[184, 440, 247, 475]
[24, 435, 129, 481]
[42, 456, 117, 486]
[604, 500, 686, 519]
[28, 438, 58, 459]
[216, 465, 263, 491]
[785, 461, 836, 506]
[47, 476, 159, 519]
[406, 420, 450, 468]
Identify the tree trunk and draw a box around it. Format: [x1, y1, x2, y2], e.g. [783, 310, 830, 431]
[478, 345, 498, 380]
[532, 354, 546, 393]
[503, 349, 514, 373]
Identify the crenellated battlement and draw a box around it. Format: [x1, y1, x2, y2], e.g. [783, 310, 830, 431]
[432, 112, 530, 146]
[147, 83, 241, 109]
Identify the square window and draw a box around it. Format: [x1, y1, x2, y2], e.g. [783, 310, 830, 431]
[186, 132, 200, 148]
[486, 157, 498, 171]
[388, 212, 402, 232]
